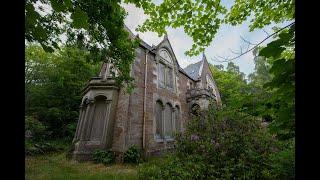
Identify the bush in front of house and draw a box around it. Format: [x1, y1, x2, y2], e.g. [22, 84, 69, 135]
[92, 149, 115, 165]
[138, 107, 289, 179]
[124, 145, 142, 164]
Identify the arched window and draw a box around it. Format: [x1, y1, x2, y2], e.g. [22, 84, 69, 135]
[159, 49, 173, 64]
[191, 104, 200, 116]
[155, 100, 163, 139]
[164, 103, 173, 138]
[158, 48, 175, 91]
[175, 106, 181, 132]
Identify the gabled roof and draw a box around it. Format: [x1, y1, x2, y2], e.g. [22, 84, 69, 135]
[183, 61, 203, 80]
[183, 53, 207, 81]
[123, 26, 201, 81]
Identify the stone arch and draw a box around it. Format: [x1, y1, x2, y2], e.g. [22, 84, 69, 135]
[159, 48, 173, 64]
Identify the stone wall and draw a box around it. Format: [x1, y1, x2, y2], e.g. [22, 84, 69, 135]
[111, 45, 194, 156]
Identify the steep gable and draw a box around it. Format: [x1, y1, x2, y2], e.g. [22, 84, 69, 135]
[154, 34, 180, 70]
[199, 53, 222, 106]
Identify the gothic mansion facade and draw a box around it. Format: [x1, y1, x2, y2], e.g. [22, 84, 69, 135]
[71, 31, 222, 160]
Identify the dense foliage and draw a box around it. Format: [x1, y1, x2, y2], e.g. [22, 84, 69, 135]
[258, 25, 295, 140]
[138, 106, 294, 179]
[92, 150, 116, 165]
[124, 145, 142, 164]
[209, 25, 295, 141]
[26, 0, 138, 89]
[25, 45, 100, 139]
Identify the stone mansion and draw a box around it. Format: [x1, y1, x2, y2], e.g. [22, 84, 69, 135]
[71, 28, 222, 160]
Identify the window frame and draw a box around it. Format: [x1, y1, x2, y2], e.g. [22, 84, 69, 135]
[154, 100, 180, 142]
[157, 48, 176, 92]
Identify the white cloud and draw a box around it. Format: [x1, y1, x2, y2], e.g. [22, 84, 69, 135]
[121, 2, 290, 78]
[122, 3, 162, 46]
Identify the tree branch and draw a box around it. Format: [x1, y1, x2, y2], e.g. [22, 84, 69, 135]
[212, 22, 295, 63]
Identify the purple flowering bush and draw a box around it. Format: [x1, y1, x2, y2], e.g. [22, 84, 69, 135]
[138, 105, 294, 179]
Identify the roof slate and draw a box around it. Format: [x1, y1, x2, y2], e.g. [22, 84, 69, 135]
[183, 60, 203, 80]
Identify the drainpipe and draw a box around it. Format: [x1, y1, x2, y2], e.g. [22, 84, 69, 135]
[143, 49, 149, 150]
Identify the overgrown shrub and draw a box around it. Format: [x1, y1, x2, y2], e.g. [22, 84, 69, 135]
[269, 138, 295, 179]
[92, 150, 115, 165]
[124, 145, 141, 164]
[25, 115, 46, 140]
[138, 107, 286, 179]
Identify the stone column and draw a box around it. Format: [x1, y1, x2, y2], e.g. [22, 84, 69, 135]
[73, 104, 85, 143]
[78, 105, 87, 139]
[79, 99, 94, 141]
[84, 99, 96, 141]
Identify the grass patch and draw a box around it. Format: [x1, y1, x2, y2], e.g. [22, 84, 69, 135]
[25, 152, 138, 180]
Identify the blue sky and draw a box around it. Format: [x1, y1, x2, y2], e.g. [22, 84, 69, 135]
[122, 1, 291, 78]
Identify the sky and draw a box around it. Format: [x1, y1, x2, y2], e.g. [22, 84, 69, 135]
[121, 1, 291, 78]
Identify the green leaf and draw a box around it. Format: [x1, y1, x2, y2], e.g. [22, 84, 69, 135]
[71, 7, 89, 29]
[50, 0, 66, 12]
[41, 44, 54, 53]
[259, 40, 285, 59]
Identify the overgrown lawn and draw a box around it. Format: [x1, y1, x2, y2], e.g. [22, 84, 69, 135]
[25, 153, 138, 180]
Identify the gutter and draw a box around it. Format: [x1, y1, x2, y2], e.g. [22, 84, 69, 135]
[142, 49, 149, 150]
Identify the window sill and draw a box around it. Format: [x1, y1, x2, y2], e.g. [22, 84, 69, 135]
[165, 138, 175, 142]
[155, 138, 164, 143]
[154, 137, 175, 143]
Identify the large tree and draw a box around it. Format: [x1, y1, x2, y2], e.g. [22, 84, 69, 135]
[25, 0, 138, 89]
[125, 0, 294, 56]
[25, 45, 100, 138]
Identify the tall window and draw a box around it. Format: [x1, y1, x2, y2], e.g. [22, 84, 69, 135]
[174, 106, 181, 132]
[166, 67, 173, 89]
[164, 103, 173, 138]
[158, 48, 175, 90]
[155, 100, 163, 139]
[158, 63, 165, 88]
[155, 101, 179, 140]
